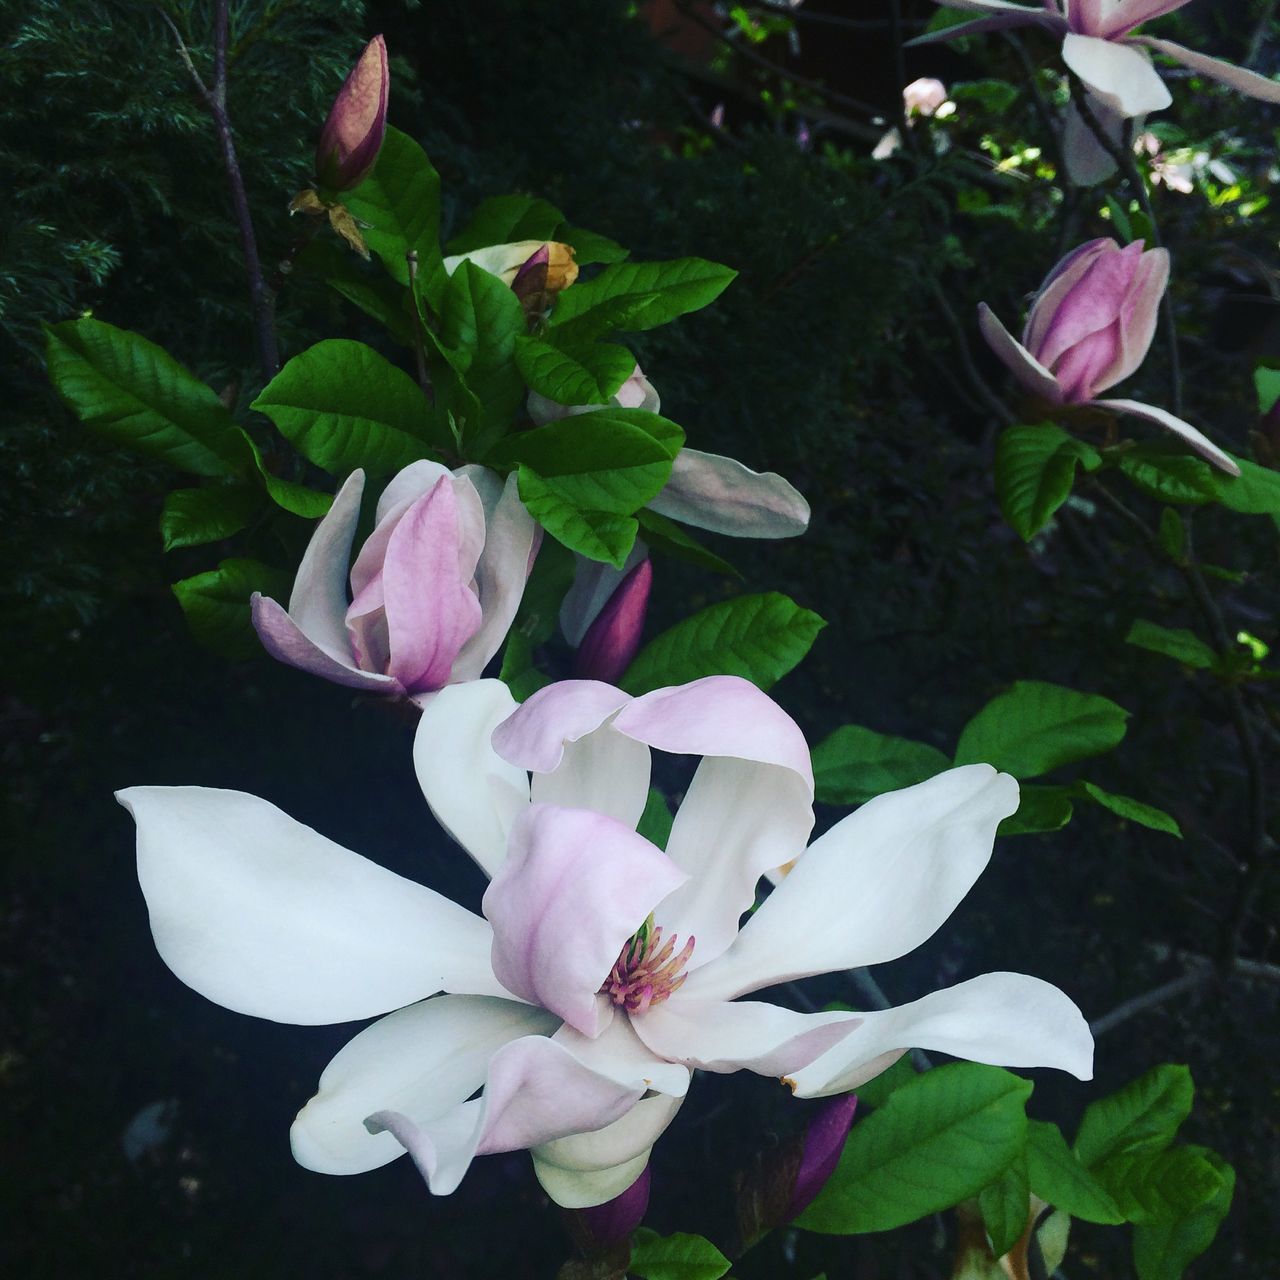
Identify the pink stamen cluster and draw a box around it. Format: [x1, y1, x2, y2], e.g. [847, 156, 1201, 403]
[601, 923, 695, 1016]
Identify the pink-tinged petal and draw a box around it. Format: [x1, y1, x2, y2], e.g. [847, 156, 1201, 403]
[1035, 240, 1143, 372]
[570, 1164, 651, 1249]
[382, 478, 484, 693]
[787, 1094, 859, 1221]
[684, 766, 1018, 1002]
[118, 787, 501, 1025]
[647, 449, 810, 539]
[251, 593, 400, 693]
[1103, 1, 1196, 40]
[291, 994, 556, 1175]
[414, 680, 530, 878]
[1053, 321, 1125, 401]
[493, 680, 634, 772]
[785, 972, 1095, 1097]
[316, 35, 389, 192]
[977, 304, 1064, 402]
[1106, 246, 1168, 389]
[373, 458, 455, 528]
[450, 469, 540, 681]
[483, 805, 687, 1036]
[367, 1032, 648, 1197]
[535, 1093, 685, 1208]
[1061, 100, 1122, 184]
[553, 1003, 691, 1098]
[908, 1, 1065, 46]
[1024, 239, 1112, 353]
[561, 547, 647, 648]
[575, 558, 653, 684]
[1061, 33, 1172, 117]
[288, 468, 366, 659]
[1129, 35, 1280, 103]
[1088, 399, 1241, 474]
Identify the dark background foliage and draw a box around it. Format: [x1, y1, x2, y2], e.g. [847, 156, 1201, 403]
[4, 1, 1278, 1276]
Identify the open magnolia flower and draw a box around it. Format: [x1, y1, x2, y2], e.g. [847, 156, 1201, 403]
[118, 676, 1093, 1210]
[251, 461, 538, 705]
[978, 237, 1239, 473]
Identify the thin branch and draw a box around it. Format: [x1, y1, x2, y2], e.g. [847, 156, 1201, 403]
[1244, 0, 1279, 68]
[927, 279, 1017, 432]
[1090, 968, 1210, 1037]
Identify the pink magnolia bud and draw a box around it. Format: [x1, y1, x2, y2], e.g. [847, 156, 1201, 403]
[574, 558, 653, 684]
[566, 1163, 651, 1253]
[316, 35, 389, 192]
[904, 76, 947, 117]
[785, 1093, 857, 1221]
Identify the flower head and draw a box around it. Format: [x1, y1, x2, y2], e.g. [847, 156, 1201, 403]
[316, 35, 389, 192]
[119, 676, 1093, 1210]
[251, 462, 539, 704]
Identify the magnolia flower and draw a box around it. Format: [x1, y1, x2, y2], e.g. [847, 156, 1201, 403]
[118, 676, 1092, 1210]
[905, 76, 948, 118]
[978, 238, 1239, 473]
[316, 35, 389, 192]
[251, 461, 539, 704]
[443, 240, 579, 299]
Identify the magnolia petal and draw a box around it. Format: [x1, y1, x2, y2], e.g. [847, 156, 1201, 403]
[786, 972, 1095, 1097]
[286, 468, 365, 658]
[119, 786, 500, 1024]
[443, 241, 557, 285]
[977, 304, 1063, 402]
[374, 458, 455, 527]
[383, 478, 484, 693]
[533, 1092, 685, 1208]
[683, 766, 1019, 1002]
[647, 449, 810, 539]
[909, 11, 1062, 45]
[1089, 398, 1241, 475]
[560, 546, 647, 647]
[553, 1003, 691, 1098]
[1061, 100, 1122, 185]
[251, 593, 399, 693]
[1107, 247, 1169, 390]
[1034, 240, 1144, 375]
[414, 679, 530, 877]
[451, 469, 540, 681]
[1061, 33, 1172, 117]
[291, 994, 556, 1175]
[1100, 1, 1195, 39]
[483, 805, 687, 1036]
[1130, 35, 1280, 104]
[368, 1032, 647, 1197]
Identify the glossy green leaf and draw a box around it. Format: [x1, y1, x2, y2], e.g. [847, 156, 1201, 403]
[997, 783, 1074, 836]
[1132, 1149, 1234, 1280]
[1025, 1120, 1124, 1224]
[233, 430, 333, 518]
[1213, 453, 1280, 515]
[498, 630, 550, 702]
[994, 423, 1101, 541]
[628, 1229, 731, 1280]
[515, 334, 637, 405]
[251, 339, 441, 475]
[621, 592, 825, 695]
[1156, 507, 1185, 560]
[798, 1063, 1032, 1234]
[445, 193, 564, 254]
[325, 275, 417, 346]
[560, 224, 629, 265]
[637, 788, 674, 851]
[811, 725, 950, 806]
[45, 317, 242, 476]
[1078, 782, 1181, 837]
[1117, 448, 1218, 505]
[1125, 619, 1217, 670]
[171, 557, 290, 659]
[980, 1153, 1029, 1259]
[550, 257, 736, 332]
[159, 484, 258, 551]
[636, 509, 739, 578]
[1253, 366, 1280, 415]
[853, 1056, 919, 1110]
[518, 469, 639, 567]
[954, 681, 1129, 778]
[1074, 1064, 1193, 1170]
[512, 535, 576, 648]
[1098, 1144, 1225, 1225]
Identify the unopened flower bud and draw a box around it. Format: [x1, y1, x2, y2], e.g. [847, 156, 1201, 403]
[564, 1163, 651, 1255]
[785, 1093, 858, 1220]
[574, 558, 652, 684]
[904, 77, 947, 118]
[316, 35, 389, 192]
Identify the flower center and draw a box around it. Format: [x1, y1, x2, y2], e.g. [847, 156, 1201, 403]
[601, 916, 695, 1016]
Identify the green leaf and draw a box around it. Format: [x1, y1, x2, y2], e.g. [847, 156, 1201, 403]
[1254, 365, 1280, 415]
[1073, 1064, 1194, 1170]
[1078, 782, 1181, 837]
[550, 257, 737, 332]
[251, 339, 441, 475]
[628, 1229, 731, 1280]
[325, 275, 417, 347]
[1132, 1150, 1234, 1280]
[515, 334, 637, 405]
[637, 788, 674, 851]
[440, 260, 527, 447]
[1117, 447, 1218, 505]
[950, 78, 1018, 113]
[621, 592, 825, 695]
[234, 430, 333, 518]
[498, 630, 550, 702]
[980, 1153, 1029, 1259]
[345, 127, 445, 296]
[1125, 619, 1217, 670]
[997, 783, 1074, 836]
[1098, 1144, 1225, 1225]
[512, 535, 576, 648]
[445, 194, 564, 254]
[159, 484, 258, 551]
[46, 317, 242, 476]
[994, 423, 1101, 541]
[1157, 507, 1185, 560]
[171, 557, 290, 659]
[1104, 194, 1135, 244]
[636, 509, 740, 578]
[1213, 453, 1280, 515]
[560, 224, 629, 265]
[853, 1056, 919, 1110]
[519, 469, 639, 568]
[1025, 1120, 1124, 1224]
[954, 681, 1130, 778]
[797, 1063, 1032, 1234]
[810, 725, 950, 806]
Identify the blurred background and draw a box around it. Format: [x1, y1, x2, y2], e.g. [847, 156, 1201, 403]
[3, 1, 1278, 1275]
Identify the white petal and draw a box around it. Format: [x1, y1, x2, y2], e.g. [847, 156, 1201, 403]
[1061, 96, 1124, 186]
[1061, 33, 1172, 117]
[553, 1001, 691, 1098]
[787, 972, 1095, 1097]
[291, 995, 556, 1174]
[648, 449, 810, 539]
[977, 303, 1063, 401]
[288, 469, 365, 659]
[1089, 398, 1241, 475]
[1131, 36, 1280, 105]
[682, 766, 1019, 1002]
[531, 725, 651, 831]
[119, 787, 500, 1024]
[414, 680, 531, 878]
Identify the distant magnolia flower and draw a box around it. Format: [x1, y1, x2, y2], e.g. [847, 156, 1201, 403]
[904, 76, 948, 118]
[119, 676, 1092, 1208]
[978, 238, 1239, 473]
[316, 35, 389, 192]
[251, 462, 538, 704]
[443, 240, 580, 305]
